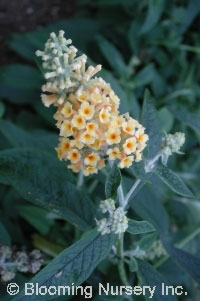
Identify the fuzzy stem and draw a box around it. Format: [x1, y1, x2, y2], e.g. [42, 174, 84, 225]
[124, 152, 162, 208]
[77, 171, 83, 188]
[118, 184, 125, 207]
[123, 179, 141, 208]
[117, 234, 129, 285]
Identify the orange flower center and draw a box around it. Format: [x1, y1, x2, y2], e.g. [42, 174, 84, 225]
[111, 133, 116, 140]
[84, 108, 90, 115]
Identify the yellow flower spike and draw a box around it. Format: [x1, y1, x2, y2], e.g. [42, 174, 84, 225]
[135, 128, 149, 144]
[123, 137, 137, 155]
[90, 138, 100, 150]
[83, 166, 98, 176]
[135, 150, 142, 162]
[79, 102, 95, 120]
[107, 147, 121, 160]
[98, 159, 105, 169]
[70, 139, 84, 150]
[84, 152, 100, 167]
[61, 102, 73, 118]
[60, 120, 73, 137]
[68, 164, 81, 173]
[72, 114, 86, 130]
[80, 131, 96, 145]
[90, 91, 102, 104]
[77, 91, 89, 102]
[36, 31, 149, 175]
[55, 146, 64, 161]
[105, 128, 121, 145]
[86, 122, 98, 134]
[99, 107, 110, 124]
[118, 156, 134, 169]
[41, 94, 58, 107]
[67, 149, 81, 163]
[59, 138, 71, 152]
[122, 121, 135, 136]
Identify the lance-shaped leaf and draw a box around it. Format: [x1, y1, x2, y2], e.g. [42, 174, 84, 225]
[139, 0, 165, 34]
[96, 35, 126, 76]
[0, 102, 5, 119]
[163, 240, 200, 284]
[137, 260, 177, 301]
[0, 222, 11, 245]
[0, 148, 97, 231]
[131, 160, 151, 183]
[141, 90, 162, 159]
[131, 184, 169, 234]
[127, 219, 155, 235]
[14, 230, 116, 301]
[169, 104, 200, 133]
[105, 163, 121, 199]
[0, 120, 57, 151]
[155, 162, 193, 198]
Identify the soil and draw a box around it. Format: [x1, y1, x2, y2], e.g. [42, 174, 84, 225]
[0, 0, 77, 65]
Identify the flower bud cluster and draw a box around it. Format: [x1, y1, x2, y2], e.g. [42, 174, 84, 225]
[36, 31, 148, 176]
[161, 132, 185, 164]
[131, 240, 166, 261]
[96, 199, 128, 235]
[0, 245, 44, 282]
[145, 240, 167, 261]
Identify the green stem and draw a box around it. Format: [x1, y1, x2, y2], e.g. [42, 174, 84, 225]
[124, 179, 141, 208]
[118, 184, 125, 207]
[77, 171, 83, 188]
[117, 234, 129, 285]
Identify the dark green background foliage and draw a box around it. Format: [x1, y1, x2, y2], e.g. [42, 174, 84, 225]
[0, 0, 200, 300]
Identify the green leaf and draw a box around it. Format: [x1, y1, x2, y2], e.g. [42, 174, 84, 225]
[155, 162, 193, 198]
[158, 107, 174, 132]
[129, 257, 138, 272]
[140, 0, 165, 34]
[163, 240, 200, 284]
[17, 205, 55, 235]
[169, 105, 200, 133]
[96, 36, 126, 76]
[14, 230, 116, 301]
[131, 183, 169, 234]
[138, 233, 158, 251]
[105, 163, 121, 199]
[127, 219, 155, 235]
[131, 161, 151, 183]
[133, 64, 156, 88]
[178, 0, 200, 34]
[0, 120, 57, 151]
[0, 102, 5, 119]
[137, 260, 177, 301]
[0, 83, 40, 104]
[0, 148, 98, 231]
[0, 64, 42, 89]
[0, 222, 11, 245]
[33, 234, 65, 257]
[141, 89, 162, 159]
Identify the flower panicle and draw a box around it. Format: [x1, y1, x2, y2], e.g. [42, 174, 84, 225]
[36, 31, 149, 176]
[96, 199, 128, 235]
[0, 245, 44, 282]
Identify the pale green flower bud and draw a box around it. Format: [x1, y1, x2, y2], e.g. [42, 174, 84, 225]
[99, 199, 115, 214]
[97, 200, 128, 235]
[1, 270, 15, 282]
[161, 132, 185, 165]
